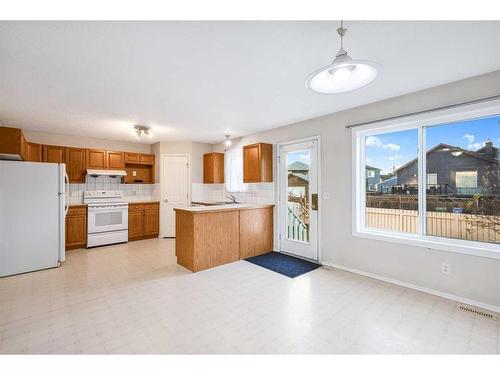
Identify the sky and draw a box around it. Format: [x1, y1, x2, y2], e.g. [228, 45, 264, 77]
[287, 149, 310, 167]
[365, 115, 500, 174]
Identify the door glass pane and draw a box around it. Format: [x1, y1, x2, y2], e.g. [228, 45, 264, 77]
[286, 149, 310, 242]
[364, 129, 419, 234]
[425, 115, 499, 244]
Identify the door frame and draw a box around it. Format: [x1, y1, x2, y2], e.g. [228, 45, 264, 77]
[160, 153, 191, 238]
[277, 135, 322, 263]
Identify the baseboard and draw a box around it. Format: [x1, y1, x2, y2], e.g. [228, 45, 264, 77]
[322, 262, 500, 314]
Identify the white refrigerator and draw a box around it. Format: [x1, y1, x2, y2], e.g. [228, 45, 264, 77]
[0, 161, 68, 277]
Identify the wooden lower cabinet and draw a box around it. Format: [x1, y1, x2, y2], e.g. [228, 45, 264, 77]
[65, 206, 87, 250]
[175, 206, 274, 272]
[128, 202, 160, 241]
[239, 207, 274, 259]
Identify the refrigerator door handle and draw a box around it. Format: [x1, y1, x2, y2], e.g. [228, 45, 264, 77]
[64, 170, 69, 216]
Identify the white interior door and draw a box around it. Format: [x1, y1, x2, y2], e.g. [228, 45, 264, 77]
[161, 155, 190, 237]
[279, 140, 319, 261]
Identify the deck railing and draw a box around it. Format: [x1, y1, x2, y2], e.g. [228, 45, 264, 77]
[287, 207, 309, 242]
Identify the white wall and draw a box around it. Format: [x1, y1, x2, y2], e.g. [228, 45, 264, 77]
[223, 70, 500, 308]
[23, 129, 152, 153]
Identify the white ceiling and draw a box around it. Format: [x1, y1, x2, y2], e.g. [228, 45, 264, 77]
[1, 21, 500, 144]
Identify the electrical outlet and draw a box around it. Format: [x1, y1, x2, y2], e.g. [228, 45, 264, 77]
[133, 171, 137, 177]
[323, 192, 331, 200]
[441, 263, 451, 275]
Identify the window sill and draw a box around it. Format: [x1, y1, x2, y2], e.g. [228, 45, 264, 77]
[353, 229, 500, 260]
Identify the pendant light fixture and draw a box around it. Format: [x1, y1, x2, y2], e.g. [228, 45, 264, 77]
[305, 21, 379, 94]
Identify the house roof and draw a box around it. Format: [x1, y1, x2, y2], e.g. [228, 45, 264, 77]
[394, 143, 498, 173]
[366, 165, 381, 171]
[288, 172, 309, 182]
[288, 161, 309, 171]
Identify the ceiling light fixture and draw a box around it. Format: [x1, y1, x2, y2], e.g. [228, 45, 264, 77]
[133, 125, 153, 140]
[305, 21, 379, 94]
[224, 135, 232, 150]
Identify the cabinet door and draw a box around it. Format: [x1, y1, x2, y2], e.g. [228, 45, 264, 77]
[43, 145, 65, 163]
[65, 214, 87, 249]
[86, 149, 107, 169]
[124, 152, 140, 164]
[139, 154, 154, 165]
[26, 142, 42, 162]
[203, 153, 214, 183]
[65, 147, 86, 182]
[144, 208, 159, 236]
[107, 151, 124, 169]
[128, 210, 145, 240]
[243, 144, 261, 183]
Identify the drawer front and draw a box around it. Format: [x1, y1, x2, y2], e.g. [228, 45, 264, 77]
[128, 204, 145, 212]
[144, 202, 159, 211]
[68, 207, 87, 216]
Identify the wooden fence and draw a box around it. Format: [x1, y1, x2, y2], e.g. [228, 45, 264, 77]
[365, 208, 500, 243]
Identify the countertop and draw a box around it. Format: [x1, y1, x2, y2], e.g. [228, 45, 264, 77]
[175, 203, 274, 213]
[69, 201, 159, 208]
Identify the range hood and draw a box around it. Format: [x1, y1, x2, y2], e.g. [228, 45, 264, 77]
[86, 169, 127, 177]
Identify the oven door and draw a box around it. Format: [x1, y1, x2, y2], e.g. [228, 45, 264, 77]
[88, 205, 128, 234]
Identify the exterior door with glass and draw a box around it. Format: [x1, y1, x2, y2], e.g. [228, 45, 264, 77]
[279, 139, 319, 261]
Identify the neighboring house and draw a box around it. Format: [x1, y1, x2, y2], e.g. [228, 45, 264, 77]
[366, 165, 382, 191]
[376, 176, 398, 193]
[395, 142, 499, 195]
[288, 161, 309, 175]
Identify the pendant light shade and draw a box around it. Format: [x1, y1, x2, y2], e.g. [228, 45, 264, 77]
[306, 21, 379, 94]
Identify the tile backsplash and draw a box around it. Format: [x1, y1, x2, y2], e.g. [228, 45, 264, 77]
[67, 175, 160, 205]
[191, 182, 275, 204]
[67, 177, 275, 206]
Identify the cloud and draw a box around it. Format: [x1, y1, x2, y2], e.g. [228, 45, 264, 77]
[385, 154, 402, 161]
[366, 136, 400, 151]
[382, 143, 400, 151]
[299, 154, 310, 161]
[366, 136, 382, 147]
[463, 134, 475, 144]
[467, 142, 483, 151]
[366, 157, 372, 164]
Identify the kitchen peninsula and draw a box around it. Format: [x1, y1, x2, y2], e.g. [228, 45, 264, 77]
[175, 204, 274, 272]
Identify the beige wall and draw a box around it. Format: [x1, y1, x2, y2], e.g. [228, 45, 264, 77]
[152, 141, 214, 184]
[23, 129, 152, 154]
[223, 70, 500, 308]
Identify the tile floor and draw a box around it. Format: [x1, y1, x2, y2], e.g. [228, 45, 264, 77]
[0, 238, 499, 354]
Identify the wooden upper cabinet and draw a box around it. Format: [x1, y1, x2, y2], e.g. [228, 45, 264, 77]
[42, 145, 65, 163]
[125, 152, 154, 165]
[26, 142, 42, 162]
[65, 147, 86, 182]
[243, 143, 273, 183]
[0, 127, 27, 160]
[124, 152, 140, 164]
[203, 152, 224, 184]
[139, 153, 154, 165]
[85, 149, 107, 169]
[107, 150, 125, 169]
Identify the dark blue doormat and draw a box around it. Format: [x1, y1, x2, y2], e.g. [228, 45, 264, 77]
[244, 252, 320, 278]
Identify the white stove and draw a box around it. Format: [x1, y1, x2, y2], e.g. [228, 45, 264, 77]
[84, 191, 128, 248]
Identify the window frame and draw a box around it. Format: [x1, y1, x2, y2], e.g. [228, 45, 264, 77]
[352, 98, 500, 260]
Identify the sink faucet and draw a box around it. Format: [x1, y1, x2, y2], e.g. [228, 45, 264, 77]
[226, 194, 237, 203]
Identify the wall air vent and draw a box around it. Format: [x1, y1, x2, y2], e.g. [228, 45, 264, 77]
[456, 304, 497, 320]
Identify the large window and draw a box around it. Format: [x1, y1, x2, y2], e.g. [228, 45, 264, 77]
[354, 100, 500, 258]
